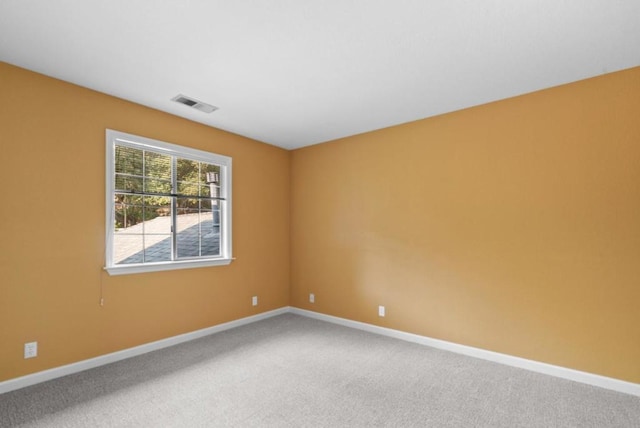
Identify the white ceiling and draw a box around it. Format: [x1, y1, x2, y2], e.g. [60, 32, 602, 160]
[1, 1, 639, 150]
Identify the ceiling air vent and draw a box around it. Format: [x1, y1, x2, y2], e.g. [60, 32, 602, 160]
[171, 94, 218, 113]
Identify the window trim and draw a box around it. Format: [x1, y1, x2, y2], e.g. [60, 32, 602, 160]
[105, 129, 232, 275]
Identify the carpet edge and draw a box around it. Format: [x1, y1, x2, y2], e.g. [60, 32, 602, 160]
[290, 307, 640, 397]
[0, 307, 290, 394]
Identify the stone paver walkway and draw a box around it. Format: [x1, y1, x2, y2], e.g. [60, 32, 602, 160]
[114, 213, 220, 264]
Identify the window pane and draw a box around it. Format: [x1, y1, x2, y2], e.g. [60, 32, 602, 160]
[140, 198, 172, 262]
[114, 195, 145, 229]
[113, 195, 172, 264]
[176, 197, 199, 214]
[114, 194, 170, 230]
[141, 196, 172, 234]
[144, 151, 171, 180]
[176, 158, 200, 184]
[175, 208, 220, 259]
[113, 234, 173, 264]
[115, 146, 143, 175]
[113, 234, 144, 264]
[200, 197, 212, 210]
[115, 174, 143, 192]
[145, 177, 171, 194]
[143, 151, 171, 194]
[176, 158, 221, 196]
[177, 180, 200, 196]
[142, 234, 172, 263]
[175, 210, 200, 258]
[211, 207, 221, 231]
[200, 232, 219, 257]
[201, 163, 221, 186]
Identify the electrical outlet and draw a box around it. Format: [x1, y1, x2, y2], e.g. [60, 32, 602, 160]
[309, 293, 315, 303]
[252, 296, 258, 306]
[24, 342, 38, 359]
[378, 305, 385, 317]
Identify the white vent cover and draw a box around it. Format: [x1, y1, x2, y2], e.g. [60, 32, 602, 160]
[171, 94, 218, 113]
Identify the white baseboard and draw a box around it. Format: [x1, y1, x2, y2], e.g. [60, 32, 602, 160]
[0, 307, 289, 395]
[3, 306, 638, 398]
[290, 307, 640, 397]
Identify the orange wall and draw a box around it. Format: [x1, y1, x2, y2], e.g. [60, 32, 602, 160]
[290, 67, 640, 383]
[0, 62, 290, 381]
[2, 61, 639, 385]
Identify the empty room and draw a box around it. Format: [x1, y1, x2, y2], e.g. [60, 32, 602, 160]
[1, 1, 639, 427]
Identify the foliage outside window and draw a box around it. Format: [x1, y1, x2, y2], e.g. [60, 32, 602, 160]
[105, 130, 232, 275]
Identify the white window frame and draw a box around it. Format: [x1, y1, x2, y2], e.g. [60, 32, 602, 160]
[105, 129, 232, 275]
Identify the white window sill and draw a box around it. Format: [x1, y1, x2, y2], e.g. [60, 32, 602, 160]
[104, 258, 233, 276]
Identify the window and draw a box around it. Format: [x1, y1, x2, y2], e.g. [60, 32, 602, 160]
[105, 130, 232, 275]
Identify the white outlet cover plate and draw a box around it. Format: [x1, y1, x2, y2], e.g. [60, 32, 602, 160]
[378, 306, 385, 317]
[24, 342, 38, 359]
